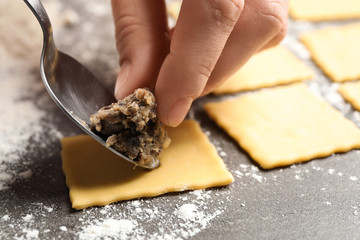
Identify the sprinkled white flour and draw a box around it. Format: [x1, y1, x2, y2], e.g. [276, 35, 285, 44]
[295, 175, 302, 180]
[44, 206, 53, 213]
[79, 219, 138, 240]
[177, 203, 198, 221]
[71, 189, 226, 240]
[23, 229, 39, 239]
[349, 176, 358, 181]
[59, 226, 68, 232]
[22, 214, 33, 223]
[0, 0, 63, 191]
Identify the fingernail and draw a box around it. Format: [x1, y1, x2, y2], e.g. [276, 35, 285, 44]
[167, 97, 192, 127]
[114, 64, 131, 100]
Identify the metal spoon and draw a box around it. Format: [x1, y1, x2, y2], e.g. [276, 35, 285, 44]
[23, 0, 158, 169]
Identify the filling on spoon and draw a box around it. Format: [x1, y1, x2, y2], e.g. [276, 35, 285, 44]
[90, 88, 171, 168]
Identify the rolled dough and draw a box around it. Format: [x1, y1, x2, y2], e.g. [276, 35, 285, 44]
[62, 120, 233, 209]
[213, 46, 314, 95]
[168, 1, 181, 20]
[289, 0, 360, 21]
[338, 81, 360, 111]
[204, 83, 360, 169]
[301, 22, 360, 82]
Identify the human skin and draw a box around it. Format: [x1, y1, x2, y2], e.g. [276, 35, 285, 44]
[111, 0, 289, 127]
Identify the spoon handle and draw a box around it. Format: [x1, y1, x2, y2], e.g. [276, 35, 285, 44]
[23, 0, 55, 46]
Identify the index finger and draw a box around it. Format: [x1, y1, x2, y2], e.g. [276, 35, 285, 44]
[155, 0, 243, 126]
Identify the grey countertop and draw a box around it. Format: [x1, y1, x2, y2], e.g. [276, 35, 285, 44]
[1, 0, 360, 239]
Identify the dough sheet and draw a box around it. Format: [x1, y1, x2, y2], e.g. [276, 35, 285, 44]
[338, 81, 360, 112]
[204, 83, 360, 169]
[301, 22, 360, 82]
[213, 46, 314, 95]
[289, 0, 360, 21]
[62, 120, 233, 209]
[168, 1, 181, 20]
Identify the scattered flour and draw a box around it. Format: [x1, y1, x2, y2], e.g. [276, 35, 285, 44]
[349, 176, 358, 181]
[0, 0, 63, 191]
[25, 229, 39, 239]
[79, 219, 138, 240]
[190, 190, 211, 201]
[131, 200, 141, 208]
[240, 164, 249, 169]
[59, 226, 68, 232]
[204, 130, 211, 137]
[234, 170, 243, 178]
[235, 164, 266, 183]
[177, 204, 198, 221]
[312, 166, 322, 171]
[251, 173, 264, 183]
[215, 146, 227, 158]
[219, 151, 227, 157]
[44, 206, 53, 213]
[73, 188, 226, 240]
[22, 214, 33, 223]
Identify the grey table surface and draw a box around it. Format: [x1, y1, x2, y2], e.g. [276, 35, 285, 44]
[1, 0, 360, 239]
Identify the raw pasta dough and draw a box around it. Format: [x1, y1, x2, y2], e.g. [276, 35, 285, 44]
[204, 83, 360, 169]
[62, 120, 233, 209]
[168, 1, 181, 20]
[289, 0, 360, 21]
[301, 22, 360, 82]
[338, 81, 360, 111]
[214, 46, 314, 95]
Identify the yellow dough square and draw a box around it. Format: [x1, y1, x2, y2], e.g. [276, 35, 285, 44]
[289, 0, 360, 21]
[168, 1, 181, 20]
[301, 22, 360, 82]
[338, 81, 360, 111]
[213, 46, 314, 95]
[62, 120, 233, 209]
[204, 83, 360, 169]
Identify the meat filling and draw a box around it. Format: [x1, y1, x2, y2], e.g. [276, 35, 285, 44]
[90, 88, 171, 168]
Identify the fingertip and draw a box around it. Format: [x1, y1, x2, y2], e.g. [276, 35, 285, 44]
[158, 96, 193, 127]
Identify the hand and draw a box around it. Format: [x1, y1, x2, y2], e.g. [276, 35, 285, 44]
[111, 0, 289, 127]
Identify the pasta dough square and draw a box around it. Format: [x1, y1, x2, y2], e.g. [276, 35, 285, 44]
[168, 1, 181, 20]
[301, 23, 360, 82]
[204, 83, 360, 169]
[62, 120, 233, 209]
[338, 81, 360, 111]
[213, 46, 314, 95]
[289, 0, 360, 21]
